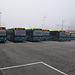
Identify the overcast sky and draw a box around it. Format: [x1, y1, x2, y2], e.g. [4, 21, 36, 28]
[0, 0, 75, 30]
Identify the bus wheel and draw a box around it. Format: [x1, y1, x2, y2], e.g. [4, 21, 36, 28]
[4, 41, 6, 43]
[58, 40, 60, 42]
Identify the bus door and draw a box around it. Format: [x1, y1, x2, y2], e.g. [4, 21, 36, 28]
[30, 30, 33, 40]
[56, 32, 59, 40]
[50, 31, 57, 40]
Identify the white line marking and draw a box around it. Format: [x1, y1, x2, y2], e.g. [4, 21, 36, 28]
[0, 62, 67, 75]
[0, 62, 42, 70]
[42, 62, 67, 75]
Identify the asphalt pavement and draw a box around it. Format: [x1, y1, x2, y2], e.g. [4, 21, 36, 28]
[0, 40, 75, 75]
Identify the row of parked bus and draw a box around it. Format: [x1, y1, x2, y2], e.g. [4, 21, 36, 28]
[0, 27, 75, 42]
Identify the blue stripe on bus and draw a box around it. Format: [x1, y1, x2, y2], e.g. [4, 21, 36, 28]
[71, 38, 75, 40]
[0, 37, 6, 42]
[43, 37, 50, 40]
[50, 36, 57, 40]
[14, 37, 26, 41]
[58, 37, 67, 41]
[32, 37, 43, 41]
[65, 38, 71, 40]
[51, 36, 67, 41]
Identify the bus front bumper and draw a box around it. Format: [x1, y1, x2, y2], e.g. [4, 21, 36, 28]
[14, 37, 26, 41]
[32, 37, 43, 41]
[58, 37, 67, 41]
[42, 37, 50, 40]
[0, 37, 6, 42]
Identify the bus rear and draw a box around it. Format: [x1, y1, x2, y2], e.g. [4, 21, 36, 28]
[65, 32, 71, 41]
[71, 33, 75, 40]
[50, 31, 58, 41]
[26, 28, 43, 41]
[50, 30, 66, 41]
[43, 30, 50, 40]
[7, 28, 26, 42]
[14, 28, 26, 41]
[0, 27, 6, 42]
[33, 29, 43, 41]
[58, 31, 66, 41]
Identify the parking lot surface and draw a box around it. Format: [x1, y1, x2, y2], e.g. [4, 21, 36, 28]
[0, 41, 75, 75]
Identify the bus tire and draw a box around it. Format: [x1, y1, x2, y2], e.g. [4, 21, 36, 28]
[58, 40, 60, 42]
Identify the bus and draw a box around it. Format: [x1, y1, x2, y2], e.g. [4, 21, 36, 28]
[50, 30, 66, 41]
[70, 32, 75, 40]
[0, 27, 6, 42]
[7, 28, 26, 42]
[26, 28, 43, 41]
[42, 29, 50, 40]
[65, 32, 71, 41]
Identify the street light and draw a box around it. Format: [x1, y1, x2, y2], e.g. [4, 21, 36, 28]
[42, 16, 46, 29]
[56, 24, 62, 30]
[61, 20, 66, 30]
[68, 26, 70, 30]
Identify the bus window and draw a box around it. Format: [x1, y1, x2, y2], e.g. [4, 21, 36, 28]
[33, 30, 43, 36]
[71, 34, 75, 38]
[15, 30, 26, 36]
[43, 31, 50, 36]
[60, 32, 66, 37]
[66, 33, 70, 37]
[50, 31, 57, 36]
[0, 30, 6, 36]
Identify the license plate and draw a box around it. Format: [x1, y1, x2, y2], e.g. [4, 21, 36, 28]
[38, 39, 40, 41]
[20, 39, 22, 41]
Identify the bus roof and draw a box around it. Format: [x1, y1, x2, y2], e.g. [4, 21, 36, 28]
[66, 32, 70, 33]
[0, 27, 6, 29]
[42, 29, 49, 31]
[26, 28, 42, 30]
[50, 30, 65, 32]
[7, 28, 25, 30]
[70, 32, 75, 34]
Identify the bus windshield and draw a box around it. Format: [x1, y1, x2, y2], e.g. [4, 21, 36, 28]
[43, 31, 50, 36]
[15, 30, 26, 36]
[71, 34, 75, 38]
[0, 30, 6, 36]
[60, 32, 66, 37]
[33, 30, 43, 36]
[66, 33, 70, 37]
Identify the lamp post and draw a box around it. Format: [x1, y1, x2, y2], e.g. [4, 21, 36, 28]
[68, 26, 70, 31]
[42, 16, 46, 29]
[61, 20, 66, 30]
[61, 20, 64, 30]
[56, 24, 62, 30]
